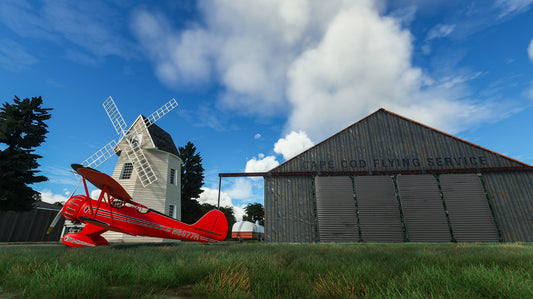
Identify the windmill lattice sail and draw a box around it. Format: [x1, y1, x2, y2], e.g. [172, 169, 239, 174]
[122, 120, 157, 187]
[146, 98, 178, 127]
[103, 97, 127, 137]
[81, 97, 178, 187]
[82, 140, 118, 169]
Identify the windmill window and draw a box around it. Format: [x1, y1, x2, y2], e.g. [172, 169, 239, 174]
[169, 168, 177, 185]
[120, 163, 134, 179]
[169, 205, 176, 219]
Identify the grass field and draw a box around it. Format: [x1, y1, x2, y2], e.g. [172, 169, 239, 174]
[1, 242, 532, 298]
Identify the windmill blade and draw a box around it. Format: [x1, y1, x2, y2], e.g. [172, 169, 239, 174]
[123, 99, 178, 140]
[103, 96, 127, 137]
[145, 98, 178, 127]
[118, 99, 178, 187]
[122, 137, 157, 187]
[82, 140, 118, 169]
[88, 97, 177, 188]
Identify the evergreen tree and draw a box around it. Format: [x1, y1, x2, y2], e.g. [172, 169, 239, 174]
[243, 203, 265, 226]
[0, 96, 52, 211]
[178, 141, 205, 223]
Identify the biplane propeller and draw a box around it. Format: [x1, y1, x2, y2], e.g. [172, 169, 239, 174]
[47, 164, 228, 247]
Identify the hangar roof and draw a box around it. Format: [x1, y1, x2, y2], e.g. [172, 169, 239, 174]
[268, 108, 532, 175]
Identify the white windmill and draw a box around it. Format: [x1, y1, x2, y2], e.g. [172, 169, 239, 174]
[83, 97, 178, 186]
[69, 97, 182, 243]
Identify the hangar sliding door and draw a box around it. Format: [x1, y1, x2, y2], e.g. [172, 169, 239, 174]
[315, 176, 358, 242]
[397, 175, 451, 242]
[440, 174, 499, 242]
[355, 176, 404, 242]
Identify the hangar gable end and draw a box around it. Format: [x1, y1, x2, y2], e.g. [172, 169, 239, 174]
[270, 109, 530, 174]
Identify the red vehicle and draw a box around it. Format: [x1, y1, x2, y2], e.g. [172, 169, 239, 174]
[49, 164, 228, 247]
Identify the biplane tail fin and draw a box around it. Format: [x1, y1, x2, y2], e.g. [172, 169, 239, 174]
[192, 210, 228, 241]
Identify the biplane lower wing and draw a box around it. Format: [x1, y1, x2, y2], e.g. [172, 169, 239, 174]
[79, 217, 137, 236]
[62, 223, 109, 247]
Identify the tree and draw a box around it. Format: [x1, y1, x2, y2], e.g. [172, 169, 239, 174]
[0, 96, 52, 211]
[243, 203, 264, 226]
[178, 141, 205, 223]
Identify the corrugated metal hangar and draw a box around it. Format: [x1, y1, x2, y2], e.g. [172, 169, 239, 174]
[0, 201, 65, 242]
[255, 108, 533, 243]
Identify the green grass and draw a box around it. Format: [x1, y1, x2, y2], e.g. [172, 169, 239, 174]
[1, 242, 532, 298]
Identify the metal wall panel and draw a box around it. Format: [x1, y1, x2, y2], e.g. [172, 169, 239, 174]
[315, 176, 358, 242]
[397, 175, 451, 242]
[482, 171, 533, 242]
[440, 174, 499, 242]
[264, 176, 315, 243]
[0, 208, 64, 242]
[355, 176, 404, 242]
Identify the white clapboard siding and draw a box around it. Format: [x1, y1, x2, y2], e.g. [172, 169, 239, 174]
[102, 116, 181, 243]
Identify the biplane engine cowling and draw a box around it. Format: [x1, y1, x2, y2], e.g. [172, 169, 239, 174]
[62, 195, 88, 221]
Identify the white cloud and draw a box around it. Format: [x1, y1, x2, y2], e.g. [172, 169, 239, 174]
[528, 38, 533, 63]
[39, 190, 68, 204]
[274, 131, 314, 160]
[198, 187, 245, 220]
[132, 0, 516, 141]
[232, 205, 246, 222]
[198, 187, 232, 207]
[245, 154, 279, 172]
[526, 81, 533, 101]
[426, 24, 456, 40]
[225, 178, 254, 200]
[437, 72, 482, 89]
[91, 190, 101, 200]
[42, 166, 79, 187]
[285, 2, 423, 139]
[0, 38, 37, 71]
[495, 0, 533, 17]
[0, 1, 137, 64]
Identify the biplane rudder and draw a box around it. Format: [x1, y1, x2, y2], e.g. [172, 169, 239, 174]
[192, 210, 228, 241]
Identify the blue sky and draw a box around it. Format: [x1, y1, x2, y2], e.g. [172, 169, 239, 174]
[1, 0, 532, 220]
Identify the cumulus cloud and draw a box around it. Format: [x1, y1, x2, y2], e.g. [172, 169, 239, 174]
[198, 187, 232, 207]
[528, 38, 533, 63]
[274, 131, 315, 160]
[225, 178, 254, 200]
[198, 187, 245, 220]
[245, 154, 280, 172]
[91, 190, 101, 200]
[40, 190, 68, 204]
[132, 0, 515, 140]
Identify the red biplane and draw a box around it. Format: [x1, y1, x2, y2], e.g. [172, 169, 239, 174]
[48, 164, 228, 247]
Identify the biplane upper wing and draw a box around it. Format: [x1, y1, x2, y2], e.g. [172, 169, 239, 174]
[71, 163, 133, 202]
